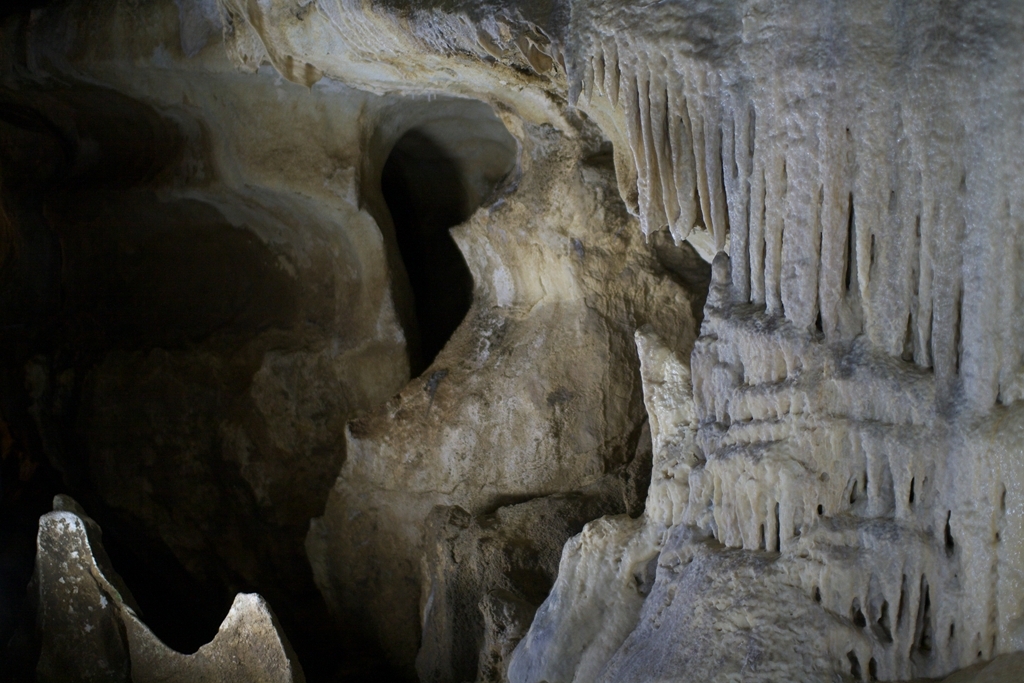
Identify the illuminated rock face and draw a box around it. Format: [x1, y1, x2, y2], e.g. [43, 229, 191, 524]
[504, 2, 1024, 680]
[2, 0, 1024, 681]
[34, 496, 305, 683]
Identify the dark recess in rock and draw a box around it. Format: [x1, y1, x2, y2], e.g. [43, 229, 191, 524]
[416, 477, 627, 683]
[380, 108, 520, 377]
[382, 130, 474, 375]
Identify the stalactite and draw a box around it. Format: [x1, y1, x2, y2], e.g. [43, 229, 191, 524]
[763, 148, 786, 318]
[568, 6, 1024, 413]
[666, 80, 698, 243]
[725, 100, 753, 301]
[651, 63, 680, 235]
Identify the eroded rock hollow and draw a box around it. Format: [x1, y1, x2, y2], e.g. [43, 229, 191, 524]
[0, 0, 1022, 682]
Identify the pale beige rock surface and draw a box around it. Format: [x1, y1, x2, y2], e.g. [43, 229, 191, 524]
[124, 593, 306, 683]
[306, 117, 698, 671]
[416, 476, 633, 683]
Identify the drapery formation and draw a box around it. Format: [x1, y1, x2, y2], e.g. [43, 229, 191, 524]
[569, 0, 1024, 411]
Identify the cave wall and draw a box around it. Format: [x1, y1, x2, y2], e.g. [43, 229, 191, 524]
[1, 3, 416, 670]
[2, 0, 1023, 682]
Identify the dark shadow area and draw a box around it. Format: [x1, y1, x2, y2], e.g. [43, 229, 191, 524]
[1, 192, 308, 661]
[381, 132, 474, 375]
[48, 190, 300, 352]
[377, 103, 518, 377]
[82, 509, 233, 654]
[648, 228, 713, 325]
[0, 85, 387, 682]
[0, 1, 54, 21]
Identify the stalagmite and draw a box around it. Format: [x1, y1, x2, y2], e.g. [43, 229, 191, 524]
[33, 496, 305, 683]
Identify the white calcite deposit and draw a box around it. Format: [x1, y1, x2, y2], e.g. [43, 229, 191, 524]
[509, 2, 1024, 680]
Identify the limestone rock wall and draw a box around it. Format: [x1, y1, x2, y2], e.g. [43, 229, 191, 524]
[306, 116, 698, 672]
[508, 3, 1024, 681]
[512, 308, 1024, 682]
[3, 0, 697, 676]
[1, 0, 414, 669]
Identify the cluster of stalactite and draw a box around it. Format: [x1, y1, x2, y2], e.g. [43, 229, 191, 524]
[568, 0, 1024, 413]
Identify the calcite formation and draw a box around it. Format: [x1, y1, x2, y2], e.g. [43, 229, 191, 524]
[1, 0, 1023, 682]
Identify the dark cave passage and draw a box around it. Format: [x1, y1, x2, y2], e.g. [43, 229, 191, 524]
[381, 132, 474, 375]
[379, 103, 517, 376]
